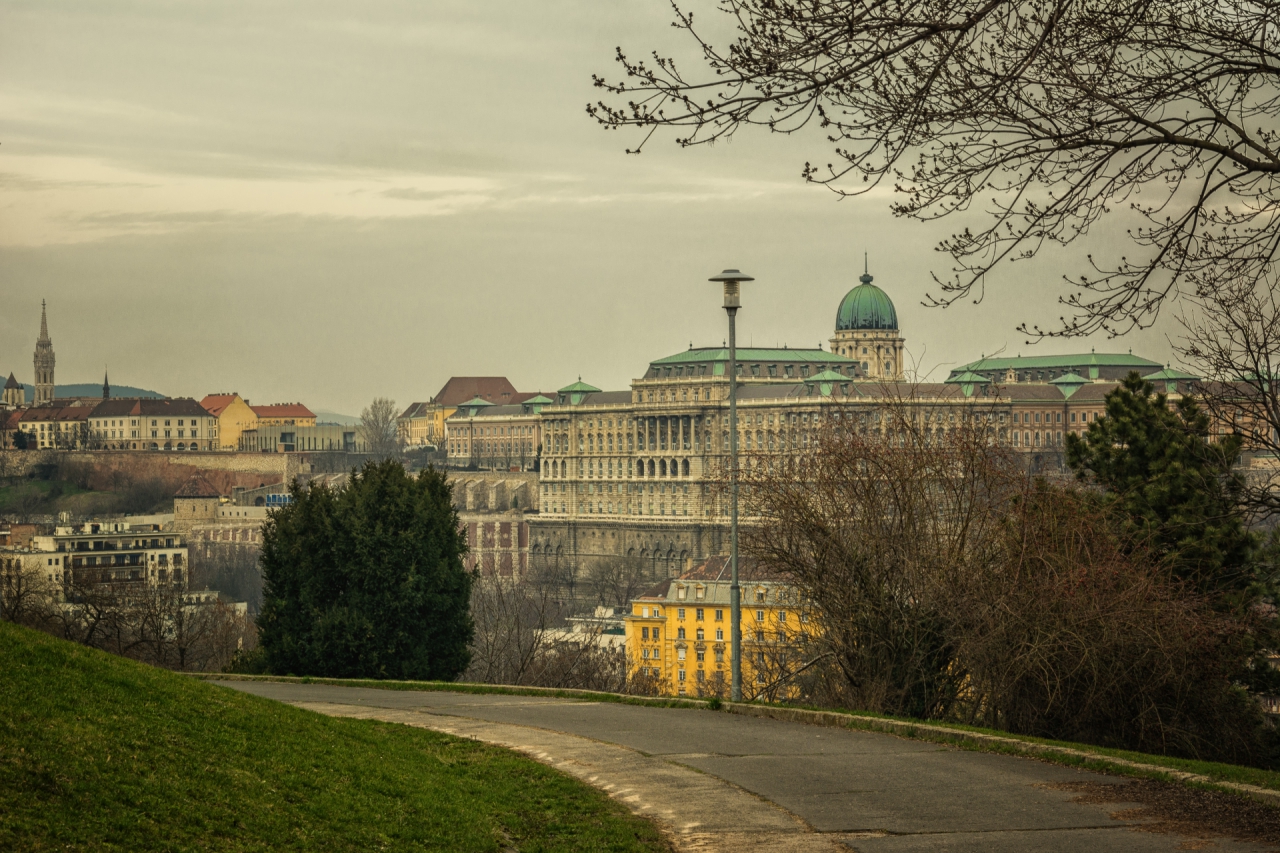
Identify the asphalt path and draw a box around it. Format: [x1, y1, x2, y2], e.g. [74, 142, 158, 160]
[215, 681, 1275, 852]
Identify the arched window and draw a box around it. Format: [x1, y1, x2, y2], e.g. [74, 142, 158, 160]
[637, 459, 645, 477]
[647, 459, 655, 477]
[681, 459, 690, 476]
[659, 459, 667, 477]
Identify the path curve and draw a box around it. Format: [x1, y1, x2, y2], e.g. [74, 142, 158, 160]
[216, 681, 1274, 853]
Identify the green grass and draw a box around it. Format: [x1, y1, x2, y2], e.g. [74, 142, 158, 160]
[206, 673, 1280, 799]
[0, 622, 670, 852]
[0, 479, 105, 514]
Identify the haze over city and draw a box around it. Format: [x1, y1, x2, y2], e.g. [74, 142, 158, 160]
[0, 1, 1179, 416]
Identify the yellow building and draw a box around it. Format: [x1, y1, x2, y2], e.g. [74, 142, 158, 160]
[626, 557, 812, 699]
[200, 394, 259, 450]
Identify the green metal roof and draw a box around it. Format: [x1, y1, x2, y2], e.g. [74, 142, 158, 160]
[955, 352, 1161, 372]
[558, 379, 602, 394]
[459, 396, 494, 407]
[524, 394, 554, 404]
[1049, 372, 1089, 385]
[808, 369, 849, 382]
[945, 370, 990, 385]
[1142, 367, 1199, 381]
[652, 347, 853, 366]
[835, 275, 898, 331]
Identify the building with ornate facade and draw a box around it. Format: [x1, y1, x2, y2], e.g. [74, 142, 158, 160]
[523, 269, 1186, 583]
[446, 394, 551, 470]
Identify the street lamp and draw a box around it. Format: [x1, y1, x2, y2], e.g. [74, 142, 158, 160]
[708, 267, 754, 702]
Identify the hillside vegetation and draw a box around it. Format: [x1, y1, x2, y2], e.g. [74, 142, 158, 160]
[0, 622, 668, 852]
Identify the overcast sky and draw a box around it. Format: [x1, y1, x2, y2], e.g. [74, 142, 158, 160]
[0, 1, 1178, 415]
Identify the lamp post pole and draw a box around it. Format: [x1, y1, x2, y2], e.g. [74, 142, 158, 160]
[709, 268, 754, 703]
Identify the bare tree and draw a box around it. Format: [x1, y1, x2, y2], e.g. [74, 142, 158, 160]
[739, 389, 1014, 719]
[591, 0, 1280, 337]
[737, 387, 1275, 762]
[359, 397, 403, 459]
[1178, 278, 1280, 515]
[586, 555, 652, 610]
[465, 551, 627, 691]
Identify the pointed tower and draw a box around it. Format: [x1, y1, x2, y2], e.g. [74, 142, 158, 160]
[33, 300, 55, 406]
[2, 373, 23, 408]
[102, 369, 110, 400]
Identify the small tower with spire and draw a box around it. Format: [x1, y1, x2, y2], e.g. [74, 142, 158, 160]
[33, 300, 55, 406]
[102, 368, 110, 400]
[2, 373, 22, 409]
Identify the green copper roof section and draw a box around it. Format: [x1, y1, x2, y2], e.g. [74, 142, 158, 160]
[955, 352, 1161, 372]
[652, 347, 853, 366]
[558, 379, 602, 394]
[459, 396, 494, 407]
[809, 369, 848, 382]
[1049, 372, 1089, 399]
[525, 394, 554, 404]
[945, 371, 990, 385]
[835, 272, 898, 331]
[1142, 367, 1199, 381]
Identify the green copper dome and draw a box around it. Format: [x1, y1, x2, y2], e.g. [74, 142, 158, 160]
[835, 272, 898, 331]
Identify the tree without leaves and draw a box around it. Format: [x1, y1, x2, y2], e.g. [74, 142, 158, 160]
[590, 0, 1280, 337]
[738, 388, 1278, 762]
[359, 397, 403, 459]
[1178, 277, 1280, 516]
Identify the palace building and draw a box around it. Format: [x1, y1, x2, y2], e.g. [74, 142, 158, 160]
[519, 267, 1184, 582]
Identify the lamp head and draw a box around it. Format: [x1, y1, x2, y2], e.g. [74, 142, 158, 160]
[708, 268, 755, 309]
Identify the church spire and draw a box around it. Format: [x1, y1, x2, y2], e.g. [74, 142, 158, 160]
[103, 368, 110, 400]
[33, 299, 56, 406]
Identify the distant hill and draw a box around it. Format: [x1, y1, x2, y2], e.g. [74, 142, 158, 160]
[24, 383, 165, 403]
[314, 410, 360, 426]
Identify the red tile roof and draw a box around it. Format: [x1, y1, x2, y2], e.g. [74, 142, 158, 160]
[432, 377, 519, 407]
[200, 394, 242, 417]
[89, 398, 212, 418]
[250, 403, 315, 419]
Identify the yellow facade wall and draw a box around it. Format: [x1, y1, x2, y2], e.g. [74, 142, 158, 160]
[214, 397, 258, 451]
[625, 581, 811, 699]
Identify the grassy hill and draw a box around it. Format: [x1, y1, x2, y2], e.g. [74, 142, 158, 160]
[0, 622, 668, 852]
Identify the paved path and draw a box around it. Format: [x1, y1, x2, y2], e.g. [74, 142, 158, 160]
[215, 681, 1274, 852]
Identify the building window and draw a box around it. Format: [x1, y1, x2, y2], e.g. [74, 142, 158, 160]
[756, 610, 765, 622]
[716, 629, 724, 641]
[696, 608, 704, 620]
[677, 627, 685, 639]
[715, 609, 723, 621]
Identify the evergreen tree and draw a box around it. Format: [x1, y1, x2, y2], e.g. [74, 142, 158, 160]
[257, 460, 473, 679]
[1066, 373, 1255, 597]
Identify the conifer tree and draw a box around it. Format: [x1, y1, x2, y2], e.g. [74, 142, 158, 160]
[1066, 373, 1255, 597]
[257, 460, 472, 680]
